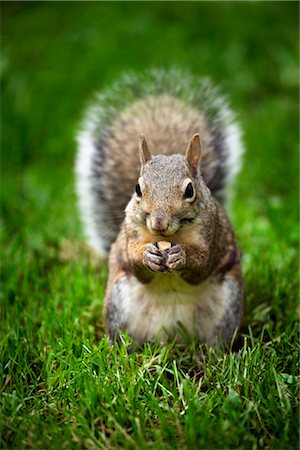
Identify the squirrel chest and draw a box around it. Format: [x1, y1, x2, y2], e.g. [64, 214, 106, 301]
[108, 270, 237, 345]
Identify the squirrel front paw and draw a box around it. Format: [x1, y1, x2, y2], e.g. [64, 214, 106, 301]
[165, 244, 186, 270]
[143, 243, 168, 272]
[143, 243, 186, 273]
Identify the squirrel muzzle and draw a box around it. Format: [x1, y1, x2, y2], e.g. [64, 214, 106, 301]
[151, 216, 169, 233]
[147, 209, 177, 236]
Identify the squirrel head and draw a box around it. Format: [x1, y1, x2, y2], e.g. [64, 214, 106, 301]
[126, 134, 211, 237]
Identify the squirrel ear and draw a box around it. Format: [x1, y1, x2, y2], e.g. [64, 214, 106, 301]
[139, 134, 152, 170]
[185, 133, 202, 177]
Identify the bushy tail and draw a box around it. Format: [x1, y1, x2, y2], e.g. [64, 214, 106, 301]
[75, 68, 244, 257]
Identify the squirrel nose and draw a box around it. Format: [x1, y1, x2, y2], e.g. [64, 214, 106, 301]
[151, 215, 169, 232]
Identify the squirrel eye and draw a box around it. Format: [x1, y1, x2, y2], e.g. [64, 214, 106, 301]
[184, 182, 194, 199]
[135, 183, 142, 197]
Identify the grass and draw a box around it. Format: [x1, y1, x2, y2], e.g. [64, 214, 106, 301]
[1, 2, 299, 449]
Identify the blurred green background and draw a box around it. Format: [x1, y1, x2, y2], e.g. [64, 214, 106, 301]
[1, 2, 299, 448]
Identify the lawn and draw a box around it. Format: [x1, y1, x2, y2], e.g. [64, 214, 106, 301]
[1, 2, 299, 449]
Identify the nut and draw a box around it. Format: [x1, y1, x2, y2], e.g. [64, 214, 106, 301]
[157, 240, 172, 251]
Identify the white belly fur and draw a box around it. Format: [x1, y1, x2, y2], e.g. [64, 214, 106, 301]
[115, 271, 236, 344]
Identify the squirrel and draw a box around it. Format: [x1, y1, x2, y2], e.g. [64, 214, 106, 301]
[75, 69, 244, 347]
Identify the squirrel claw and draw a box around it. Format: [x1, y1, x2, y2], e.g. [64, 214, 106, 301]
[143, 243, 166, 272]
[165, 245, 186, 270]
[143, 243, 186, 272]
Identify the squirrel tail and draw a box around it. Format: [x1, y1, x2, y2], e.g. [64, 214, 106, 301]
[75, 69, 244, 257]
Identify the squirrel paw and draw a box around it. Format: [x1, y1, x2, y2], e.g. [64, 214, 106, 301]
[143, 243, 168, 272]
[165, 245, 186, 271]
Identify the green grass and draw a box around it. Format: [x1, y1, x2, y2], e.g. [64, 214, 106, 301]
[1, 2, 299, 449]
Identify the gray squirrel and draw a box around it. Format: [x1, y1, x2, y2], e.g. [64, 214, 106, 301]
[75, 69, 244, 347]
